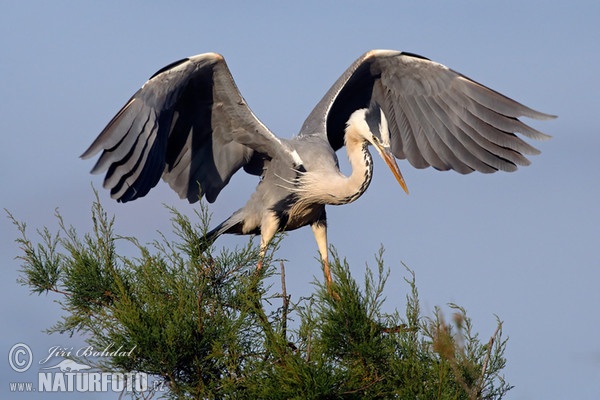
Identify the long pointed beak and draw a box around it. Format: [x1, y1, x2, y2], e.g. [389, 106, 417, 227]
[374, 144, 409, 195]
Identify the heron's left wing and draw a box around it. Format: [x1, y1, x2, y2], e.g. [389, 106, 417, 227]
[300, 50, 555, 174]
[82, 53, 291, 203]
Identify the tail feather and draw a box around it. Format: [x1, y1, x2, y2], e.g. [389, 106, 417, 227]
[205, 222, 228, 243]
[199, 222, 227, 253]
[200, 214, 247, 252]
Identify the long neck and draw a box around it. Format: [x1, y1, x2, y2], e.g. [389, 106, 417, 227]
[292, 126, 373, 207]
[326, 128, 373, 205]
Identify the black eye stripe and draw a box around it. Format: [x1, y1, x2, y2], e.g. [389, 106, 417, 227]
[365, 104, 382, 141]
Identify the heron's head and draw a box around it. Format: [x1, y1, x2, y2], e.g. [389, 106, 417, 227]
[348, 104, 409, 194]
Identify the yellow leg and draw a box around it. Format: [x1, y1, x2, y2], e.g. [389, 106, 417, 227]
[258, 212, 279, 271]
[311, 221, 332, 288]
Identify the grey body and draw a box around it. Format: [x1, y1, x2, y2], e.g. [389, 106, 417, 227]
[211, 135, 335, 236]
[82, 50, 555, 284]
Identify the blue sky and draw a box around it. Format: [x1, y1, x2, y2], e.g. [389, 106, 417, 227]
[2, 1, 598, 398]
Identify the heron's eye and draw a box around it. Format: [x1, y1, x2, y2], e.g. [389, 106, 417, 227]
[371, 134, 379, 144]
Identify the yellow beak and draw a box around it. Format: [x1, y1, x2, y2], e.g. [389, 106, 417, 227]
[374, 143, 409, 195]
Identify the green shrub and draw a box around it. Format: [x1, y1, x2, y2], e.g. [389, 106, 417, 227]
[7, 196, 511, 399]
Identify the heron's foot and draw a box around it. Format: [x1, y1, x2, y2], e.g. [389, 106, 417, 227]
[327, 284, 341, 301]
[323, 261, 340, 300]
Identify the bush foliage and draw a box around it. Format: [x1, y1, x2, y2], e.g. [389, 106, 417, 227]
[8, 197, 511, 399]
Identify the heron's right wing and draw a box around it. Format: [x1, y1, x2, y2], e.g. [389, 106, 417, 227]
[82, 53, 290, 203]
[301, 50, 555, 174]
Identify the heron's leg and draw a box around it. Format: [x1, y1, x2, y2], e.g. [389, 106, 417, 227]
[257, 212, 279, 271]
[310, 218, 331, 287]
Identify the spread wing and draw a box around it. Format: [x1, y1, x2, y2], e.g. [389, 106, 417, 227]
[300, 49, 555, 173]
[82, 53, 290, 203]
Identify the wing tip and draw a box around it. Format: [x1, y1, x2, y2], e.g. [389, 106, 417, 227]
[80, 146, 96, 160]
[520, 111, 556, 141]
[520, 104, 557, 121]
[532, 111, 558, 121]
[366, 49, 396, 57]
[147, 52, 225, 82]
[188, 52, 224, 64]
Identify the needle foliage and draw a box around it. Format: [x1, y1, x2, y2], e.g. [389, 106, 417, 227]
[8, 196, 511, 399]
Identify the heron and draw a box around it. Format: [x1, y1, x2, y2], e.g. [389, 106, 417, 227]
[82, 50, 555, 288]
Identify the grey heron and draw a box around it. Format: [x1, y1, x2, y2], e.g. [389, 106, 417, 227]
[82, 50, 555, 287]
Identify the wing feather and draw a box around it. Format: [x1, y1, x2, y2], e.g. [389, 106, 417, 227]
[426, 95, 503, 172]
[82, 53, 289, 203]
[300, 49, 555, 175]
[413, 95, 480, 173]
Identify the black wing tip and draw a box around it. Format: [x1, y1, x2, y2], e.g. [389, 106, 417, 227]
[399, 51, 431, 61]
[363, 49, 430, 61]
[112, 186, 142, 203]
[147, 53, 225, 81]
[148, 57, 191, 80]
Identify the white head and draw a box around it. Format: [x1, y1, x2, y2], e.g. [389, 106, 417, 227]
[346, 104, 409, 194]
